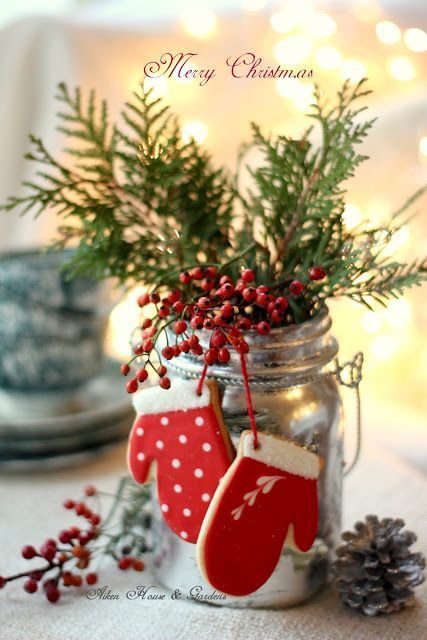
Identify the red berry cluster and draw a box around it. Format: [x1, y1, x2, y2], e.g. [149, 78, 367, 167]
[121, 264, 327, 392]
[0, 483, 148, 604]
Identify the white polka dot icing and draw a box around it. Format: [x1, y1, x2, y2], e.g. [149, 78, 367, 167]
[161, 504, 169, 513]
[160, 416, 169, 426]
[136, 427, 144, 436]
[156, 440, 164, 449]
[171, 458, 181, 468]
[202, 493, 210, 502]
[194, 468, 204, 478]
[180, 531, 188, 539]
[137, 452, 145, 461]
[195, 416, 204, 426]
[178, 435, 187, 444]
[174, 484, 182, 493]
[202, 442, 212, 452]
[183, 508, 192, 517]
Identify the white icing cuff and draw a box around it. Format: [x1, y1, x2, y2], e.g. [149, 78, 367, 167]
[242, 431, 320, 479]
[132, 379, 210, 415]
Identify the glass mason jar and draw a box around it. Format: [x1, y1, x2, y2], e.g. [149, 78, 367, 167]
[151, 307, 345, 608]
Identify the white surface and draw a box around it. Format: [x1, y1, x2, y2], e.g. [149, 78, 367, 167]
[1, 416, 426, 640]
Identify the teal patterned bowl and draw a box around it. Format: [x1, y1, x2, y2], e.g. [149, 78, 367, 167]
[0, 249, 110, 391]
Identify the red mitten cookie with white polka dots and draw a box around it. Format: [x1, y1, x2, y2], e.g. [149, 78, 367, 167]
[127, 379, 235, 543]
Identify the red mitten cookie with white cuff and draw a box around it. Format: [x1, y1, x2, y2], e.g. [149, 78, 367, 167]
[197, 430, 321, 596]
[127, 379, 234, 543]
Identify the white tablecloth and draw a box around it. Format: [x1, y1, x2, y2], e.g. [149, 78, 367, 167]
[1, 413, 426, 640]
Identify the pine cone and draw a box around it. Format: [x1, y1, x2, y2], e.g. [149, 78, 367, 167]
[332, 515, 425, 616]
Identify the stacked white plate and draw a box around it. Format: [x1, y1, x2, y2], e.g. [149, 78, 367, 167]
[0, 358, 134, 470]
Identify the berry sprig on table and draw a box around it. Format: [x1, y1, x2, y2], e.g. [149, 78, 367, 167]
[0, 479, 152, 604]
[121, 264, 326, 393]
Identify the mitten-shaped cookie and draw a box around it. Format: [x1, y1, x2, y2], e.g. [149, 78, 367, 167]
[127, 379, 234, 543]
[197, 430, 320, 596]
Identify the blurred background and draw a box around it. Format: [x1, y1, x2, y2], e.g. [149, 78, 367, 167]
[0, 0, 425, 468]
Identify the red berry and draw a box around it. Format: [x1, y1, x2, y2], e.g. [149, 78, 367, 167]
[219, 275, 233, 286]
[237, 317, 251, 330]
[84, 484, 96, 497]
[211, 330, 226, 348]
[24, 579, 38, 594]
[136, 368, 148, 383]
[150, 292, 160, 304]
[308, 266, 326, 281]
[241, 268, 255, 283]
[63, 499, 75, 510]
[172, 301, 185, 314]
[256, 285, 269, 294]
[126, 379, 138, 394]
[276, 296, 289, 311]
[213, 315, 225, 326]
[220, 283, 234, 298]
[157, 365, 167, 377]
[191, 344, 203, 356]
[167, 289, 181, 304]
[174, 320, 187, 334]
[205, 266, 218, 278]
[220, 304, 234, 319]
[78, 533, 90, 546]
[203, 317, 215, 330]
[22, 545, 37, 559]
[191, 315, 204, 330]
[235, 339, 249, 354]
[173, 345, 181, 356]
[141, 318, 152, 329]
[86, 572, 98, 585]
[0, 576, 5, 589]
[161, 346, 174, 360]
[118, 556, 133, 570]
[46, 586, 60, 603]
[133, 559, 144, 572]
[257, 321, 271, 335]
[58, 530, 71, 544]
[158, 304, 170, 319]
[179, 271, 192, 284]
[235, 279, 246, 293]
[204, 348, 219, 365]
[188, 335, 199, 347]
[133, 344, 144, 356]
[289, 275, 305, 293]
[197, 297, 211, 310]
[43, 578, 57, 592]
[120, 363, 130, 376]
[72, 575, 83, 587]
[179, 340, 190, 353]
[90, 514, 101, 526]
[137, 293, 150, 307]
[159, 377, 171, 390]
[256, 293, 268, 306]
[142, 326, 156, 338]
[190, 266, 204, 280]
[242, 287, 256, 302]
[40, 545, 56, 562]
[201, 278, 215, 292]
[267, 301, 276, 315]
[143, 339, 154, 352]
[218, 348, 231, 363]
[271, 309, 284, 324]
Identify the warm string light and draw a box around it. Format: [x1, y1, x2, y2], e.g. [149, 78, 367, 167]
[341, 58, 367, 82]
[181, 7, 217, 39]
[388, 57, 416, 81]
[315, 46, 342, 70]
[274, 36, 312, 65]
[376, 20, 401, 45]
[404, 28, 427, 53]
[342, 203, 362, 229]
[181, 120, 208, 144]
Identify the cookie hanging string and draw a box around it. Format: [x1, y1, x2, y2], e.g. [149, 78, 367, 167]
[239, 350, 259, 449]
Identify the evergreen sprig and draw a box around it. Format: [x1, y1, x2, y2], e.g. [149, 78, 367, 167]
[1, 78, 426, 321]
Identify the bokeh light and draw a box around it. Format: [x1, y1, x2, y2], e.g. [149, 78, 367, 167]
[404, 28, 427, 53]
[274, 36, 312, 65]
[181, 120, 208, 144]
[376, 20, 401, 44]
[181, 7, 217, 39]
[388, 56, 416, 81]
